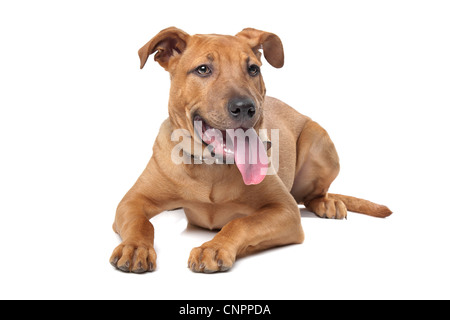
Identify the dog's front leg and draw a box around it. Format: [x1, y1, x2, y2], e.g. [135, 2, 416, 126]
[188, 186, 304, 273]
[109, 190, 161, 273]
[110, 158, 177, 273]
[109, 194, 159, 273]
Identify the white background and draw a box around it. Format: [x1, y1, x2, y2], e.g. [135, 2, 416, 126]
[1, 0, 449, 300]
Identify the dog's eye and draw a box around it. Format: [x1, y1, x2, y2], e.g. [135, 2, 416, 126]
[195, 65, 212, 77]
[248, 65, 260, 77]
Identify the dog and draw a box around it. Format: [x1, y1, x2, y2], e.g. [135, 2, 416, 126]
[109, 27, 392, 273]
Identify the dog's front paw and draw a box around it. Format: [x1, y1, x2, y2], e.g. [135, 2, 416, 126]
[188, 242, 235, 273]
[110, 242, 157, 273]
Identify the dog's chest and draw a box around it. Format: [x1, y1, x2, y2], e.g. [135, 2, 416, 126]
[182, 165, 242, 203]
[208, 182, 236, 203]
[184, 202, 252, 230]
[181, 169, 253, 229]
[184, 178, 241, 204]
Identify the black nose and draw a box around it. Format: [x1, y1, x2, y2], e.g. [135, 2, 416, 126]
[228, 97, 256, 120]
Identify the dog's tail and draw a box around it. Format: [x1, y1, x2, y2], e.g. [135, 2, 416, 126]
[328, 193, 392, 218]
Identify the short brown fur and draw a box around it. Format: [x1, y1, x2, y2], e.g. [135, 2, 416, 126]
[110, 27, 392, 273]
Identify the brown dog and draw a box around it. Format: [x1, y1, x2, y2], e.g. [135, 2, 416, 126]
[110, 27, 392, 273]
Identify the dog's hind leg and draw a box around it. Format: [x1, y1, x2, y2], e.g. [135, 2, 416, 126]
[290, 120, 347, 219]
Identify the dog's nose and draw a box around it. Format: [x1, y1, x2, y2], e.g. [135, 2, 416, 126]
[228, 97, 256, 121]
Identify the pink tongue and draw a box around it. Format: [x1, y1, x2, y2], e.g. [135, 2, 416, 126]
[234, 128, 269, 185]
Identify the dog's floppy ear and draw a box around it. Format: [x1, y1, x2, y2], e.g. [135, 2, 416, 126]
[236, 28, 284, 68]
[138, 27, 190, 70]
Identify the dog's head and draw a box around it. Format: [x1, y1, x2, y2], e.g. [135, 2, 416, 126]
[138, 27, 284, 130]
[138, 27, 284, 184]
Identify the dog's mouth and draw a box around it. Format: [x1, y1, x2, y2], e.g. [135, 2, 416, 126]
[193, 115, 234, 156]
[193, 115, 269, 185]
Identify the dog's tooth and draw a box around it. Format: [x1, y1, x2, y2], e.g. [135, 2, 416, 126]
[223, 147, 234, 155]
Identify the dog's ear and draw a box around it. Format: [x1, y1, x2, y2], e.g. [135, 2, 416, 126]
[236, 28, 284, 68]
[138, 27, 190, 70]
